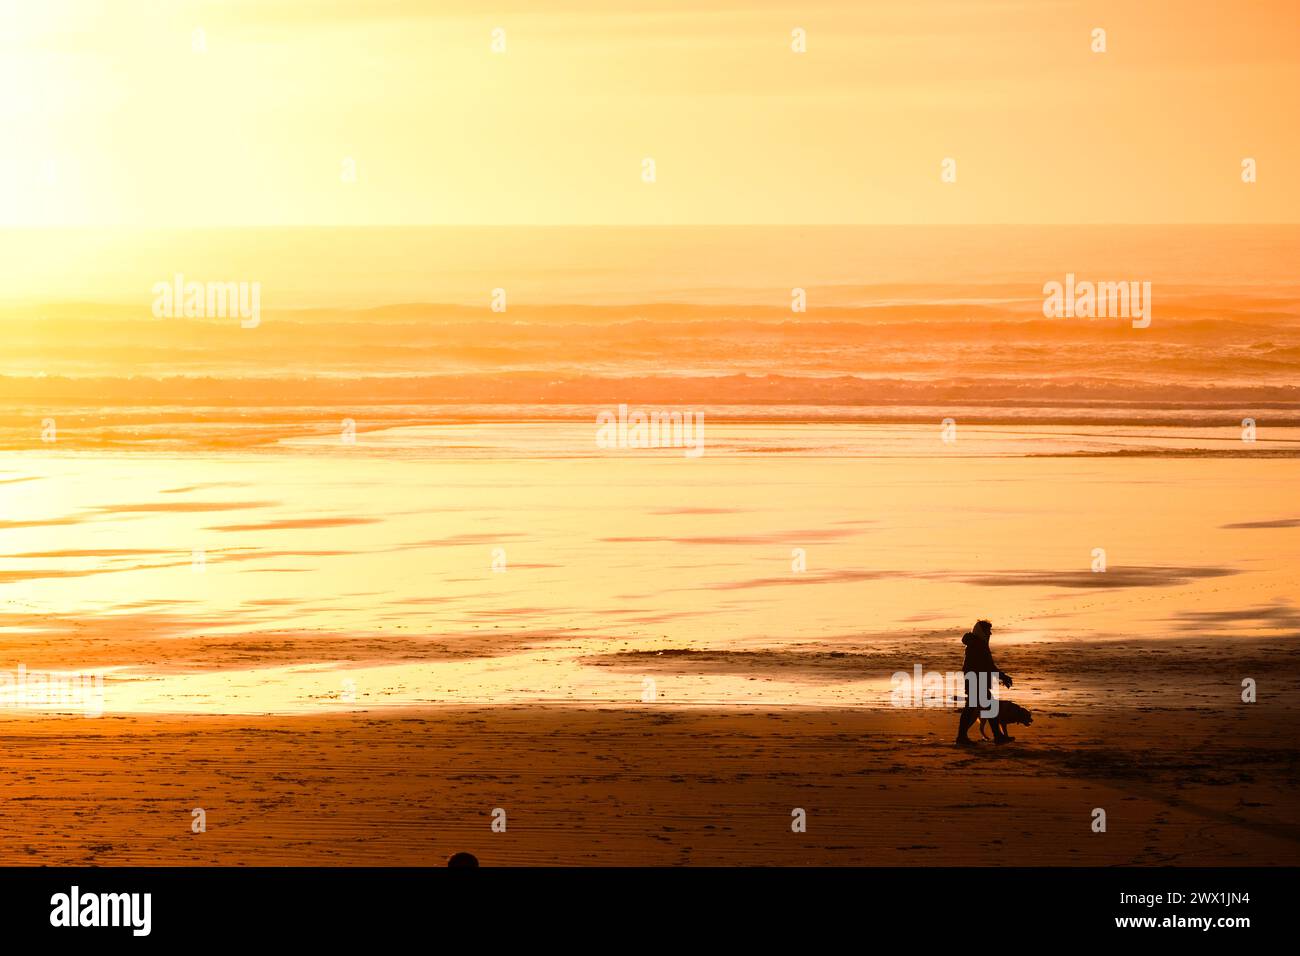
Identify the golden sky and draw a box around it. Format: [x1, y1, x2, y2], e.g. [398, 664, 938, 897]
[1, 0, 1297, 226]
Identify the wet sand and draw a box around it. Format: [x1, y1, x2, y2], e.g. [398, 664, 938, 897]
[2, 694, 1295, 867]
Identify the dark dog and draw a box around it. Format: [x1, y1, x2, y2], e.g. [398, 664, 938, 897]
[978, 700, 1033, 741]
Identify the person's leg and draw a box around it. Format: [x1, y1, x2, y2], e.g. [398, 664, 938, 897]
[955, 706, 977, 745]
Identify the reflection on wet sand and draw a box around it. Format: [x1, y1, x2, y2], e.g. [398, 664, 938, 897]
[1, 427, 1297, 716]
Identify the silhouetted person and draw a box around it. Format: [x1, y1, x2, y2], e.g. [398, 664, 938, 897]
[954, 619, 1012, 746]
[447, 851, 479, 867]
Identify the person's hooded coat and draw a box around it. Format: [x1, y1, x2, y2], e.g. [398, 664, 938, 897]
[961, 630, 998, 674]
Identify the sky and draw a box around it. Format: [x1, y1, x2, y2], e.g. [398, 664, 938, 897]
[1, 0, 1297, 226]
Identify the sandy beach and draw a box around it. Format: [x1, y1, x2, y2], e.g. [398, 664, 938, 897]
[2, 419, 1298, 866]
[3, 692, 1295, 866]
